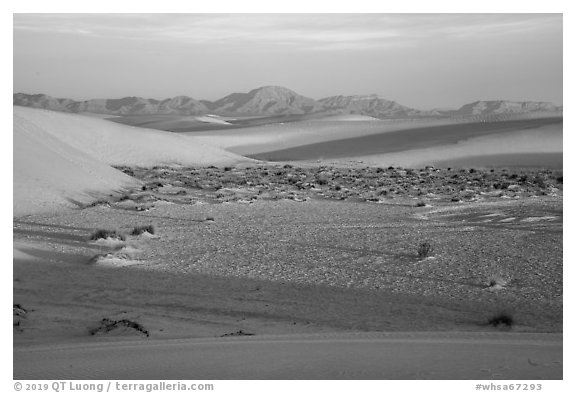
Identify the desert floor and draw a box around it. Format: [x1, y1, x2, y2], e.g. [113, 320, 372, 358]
[14, 165, 563, 379]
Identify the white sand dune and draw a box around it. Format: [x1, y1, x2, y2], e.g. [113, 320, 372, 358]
[194, 115, 232, 125]
[15, 107, 248, 167]
[14, 332, 562, 379]
[311, 114, 381, 121]
[192, 118, 456, 154]
[192, 113, 560, 157]
[13, 107, 250, 216]
[13, 110, 138, 215]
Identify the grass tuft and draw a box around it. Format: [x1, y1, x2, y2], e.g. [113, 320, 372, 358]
[487, 312, 514, 328]
[90, 229, 125, 241]
[417, 242, 433, 259]
[131, 225, 155, 236]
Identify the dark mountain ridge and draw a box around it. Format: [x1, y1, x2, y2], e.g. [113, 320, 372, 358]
[13, 87, 563, 119]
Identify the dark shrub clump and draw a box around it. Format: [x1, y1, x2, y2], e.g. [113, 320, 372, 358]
[417, 242, 433, 258]
[131, 225, 155, 236]
[90, 229, 125, 241]
[488, 312, 514, 328]
[90, 318, 149, 337]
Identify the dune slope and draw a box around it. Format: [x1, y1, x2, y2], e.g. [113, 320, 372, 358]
[13, 107, 250, 215]
[15, 107, 248, 167]
[13, 110, 138, 215]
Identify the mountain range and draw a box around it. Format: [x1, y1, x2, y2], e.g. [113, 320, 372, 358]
[13, 86, 563, 119]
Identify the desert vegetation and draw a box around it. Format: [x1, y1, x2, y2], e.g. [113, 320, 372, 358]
[114, 165, 562, 207]
[90, 229, 125, 241]
[417, 242, 433, 259]
[487, 312, 515, 328]
[131, 225, 155, 236]
[89, 318, 150, 337]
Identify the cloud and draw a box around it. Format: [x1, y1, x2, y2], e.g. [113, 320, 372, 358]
[13, 13, 561, 51]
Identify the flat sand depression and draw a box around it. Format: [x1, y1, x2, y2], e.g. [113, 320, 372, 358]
[14, 332, 562, 380]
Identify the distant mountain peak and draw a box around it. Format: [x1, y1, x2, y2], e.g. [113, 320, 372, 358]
[13, 90, 562, 119]
[318, 94, 431, 118]
[208, 86, 320, 115]
[251, 85, 297, 93]
[453, 100, 562, 116]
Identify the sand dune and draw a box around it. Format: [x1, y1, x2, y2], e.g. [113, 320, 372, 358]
[14, 332, 562, 379]
[310, 114, 381, 121]
[13, 110, 138, 215]
[13, 107, 250, 215]
[13, 107, 563, 381]
[194, 115, 232, 125]
[193, 114, 561, 158]
[192, 118, 458, 154]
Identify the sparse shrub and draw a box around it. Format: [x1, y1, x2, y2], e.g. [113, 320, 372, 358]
[131, 225, 155, 236]
[117, 194, 132, 202]
[493, 182, 505, 189]
[221, 329, 255, 337]
[316, 175, 329, 185]
[90, 229, 125, 241]
[120, 167, 135, 177]
[533, 176, 546, 188]
[487, 312, 514, 328]
[13, 304, 28, 330]
[415, 201, 426, 207]
[89, 318, 149, 337]
[487, 274, 507, 288]
[84, 199, 111, 208]
[417, 242, 433, 258]
[224, 166, 233, 172]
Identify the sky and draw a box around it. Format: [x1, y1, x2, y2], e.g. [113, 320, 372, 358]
[13, 13, 563, 110]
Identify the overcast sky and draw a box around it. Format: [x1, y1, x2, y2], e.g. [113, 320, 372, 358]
[13, 13, 562, 109]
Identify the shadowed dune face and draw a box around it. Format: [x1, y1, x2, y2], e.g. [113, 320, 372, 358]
[189, 115, 562, 169]
[247, 118, 562, 163]
[337, 124, 563, 169]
